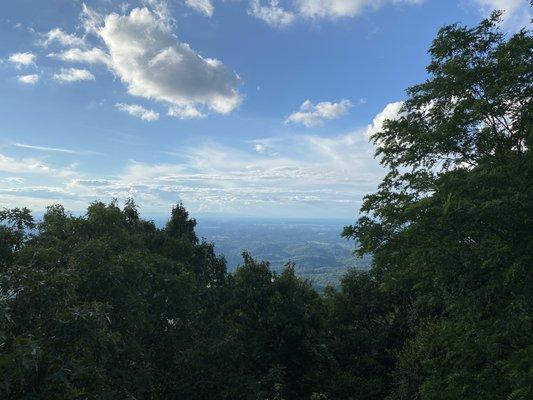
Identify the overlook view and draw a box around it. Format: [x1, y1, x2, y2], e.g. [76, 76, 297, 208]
[193, 218, 371, 289]
[1, 1, 531, 399]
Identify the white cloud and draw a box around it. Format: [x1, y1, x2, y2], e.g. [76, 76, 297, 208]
[296, 0, 367, 19]
[3, 177, 25, 184]
[50, 47, 110, 65]
[472, 0, 531, 30]
[364, 101, 404, 147]
[249, 0, 296, 27]
[0, 153, 53, 175]
[8, 52, 36, 67]
[5, 127, 379, 215]
[91, 128, 382, 215]
[19, 3, 241, 120]
[96, 7, 242, 115]
[247, 137, 281, 156]
[296, 0, 424, 19]
[185, 0, 214, 17]
[365, 101, 403, 136]
[17, 74, 39, 84]
[53, 67, 95, 82]
[286, 99, 352, 127]
[12, 143, 102, 155]
[248, 0, 424, 27]
[254, 143, 269, 153]
[39, 28, 86, 47]
[253, 142, 281, 156]
[116, 103, 160, 121]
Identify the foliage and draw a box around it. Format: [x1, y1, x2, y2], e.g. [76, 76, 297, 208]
[344, 11, 532, 400]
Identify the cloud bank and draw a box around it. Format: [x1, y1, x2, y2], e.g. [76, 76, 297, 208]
[0, 102, 402, 217]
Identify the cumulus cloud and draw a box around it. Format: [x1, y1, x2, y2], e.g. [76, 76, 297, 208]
[39, 28, 86, 47]
[17, 74, 39, 84]
[21, 3, 241, 119]
[185, 0, 214, 16]
[364, 101, 404, 148]
[96, 6, 242, 115]
[285, 99, 352, 127]
[53, 67, 95, 82]
[249, 0, 296, 28]
[115, 103, 160, 121]
[9, 52, 36, 67]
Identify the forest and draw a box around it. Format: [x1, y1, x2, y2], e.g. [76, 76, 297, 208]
[1, 12, 531, 400]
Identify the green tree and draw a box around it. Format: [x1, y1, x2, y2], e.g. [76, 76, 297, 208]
[229, 254, 329, 400]
[0, 201, 229, 399]
[344, 12, 532, 400]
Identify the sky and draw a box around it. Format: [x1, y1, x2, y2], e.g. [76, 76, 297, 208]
[0, 0, 530, 219]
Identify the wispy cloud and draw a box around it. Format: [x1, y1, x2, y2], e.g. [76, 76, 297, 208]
[115, 103, 160, 121]
[0, 152, 78, 178]
[53, 68, 95, 83]
[2, 130, 379, 216]
[13, 143, 103, 156]
[17, 74, 39, 84]
[2, 177, 25, 184]
[59, 101, 391, 216]
[247, 0, 424, 28]
[38, 28, 86, 48]
[185, 0, 214, 17]
[248, 0, 296, 28]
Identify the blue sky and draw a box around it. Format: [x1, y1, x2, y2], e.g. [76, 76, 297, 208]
[0, 0, 530, 219]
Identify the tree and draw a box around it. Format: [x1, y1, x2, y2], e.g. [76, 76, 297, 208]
[228, 254, 329, 400]
[0, 201, 228, 399]
[343, 12, 532, 400]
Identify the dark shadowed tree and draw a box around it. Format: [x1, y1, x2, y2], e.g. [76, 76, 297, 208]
[343, 12, 532, 400]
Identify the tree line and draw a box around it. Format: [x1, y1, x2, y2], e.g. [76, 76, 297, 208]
[1, 12, 531, 400]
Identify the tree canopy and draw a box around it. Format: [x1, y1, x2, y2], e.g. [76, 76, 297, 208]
[343, 11, 532, 400]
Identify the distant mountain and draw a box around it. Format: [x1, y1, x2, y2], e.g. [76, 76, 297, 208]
[194, 218, 371, 290]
